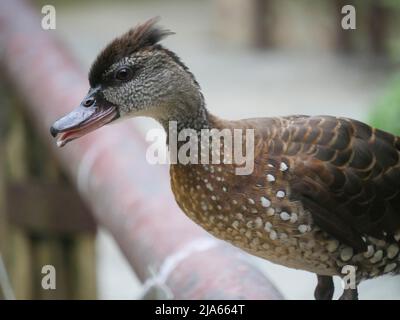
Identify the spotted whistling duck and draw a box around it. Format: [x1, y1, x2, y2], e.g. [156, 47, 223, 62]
[50, 19, 400, 300]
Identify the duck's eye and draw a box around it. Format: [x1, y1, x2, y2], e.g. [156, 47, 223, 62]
[115, 67, 133, 81]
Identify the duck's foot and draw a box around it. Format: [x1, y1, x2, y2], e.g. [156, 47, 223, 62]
[314, 275, 334, 300]
[339, 287, 358, 300]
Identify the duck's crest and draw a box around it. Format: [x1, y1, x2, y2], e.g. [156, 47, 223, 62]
[89, 17, 174, 86]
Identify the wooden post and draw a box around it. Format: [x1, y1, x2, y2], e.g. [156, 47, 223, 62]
[367, 1, 389, 57]
[3, 104, 33, 299]
[253, 0, 274, 48]
[215, 0, 274, 48]
[0, 83, 8, 300]
[334, 0, 355, 53]
[1, 89, 97, 299]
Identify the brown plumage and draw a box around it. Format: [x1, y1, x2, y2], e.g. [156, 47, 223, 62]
[170, 115, 400, 299]
[51, 19, 400, 300]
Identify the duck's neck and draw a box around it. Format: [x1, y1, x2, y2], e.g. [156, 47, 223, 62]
[158, 94, 211, 145]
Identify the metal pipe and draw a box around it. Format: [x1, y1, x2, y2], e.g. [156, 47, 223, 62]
[0, 0, 283, 299]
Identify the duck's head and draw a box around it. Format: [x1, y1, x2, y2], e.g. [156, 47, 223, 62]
[51, 18, 202, 147]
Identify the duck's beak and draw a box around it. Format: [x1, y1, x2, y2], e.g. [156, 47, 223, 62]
[50, 89, 119, 147]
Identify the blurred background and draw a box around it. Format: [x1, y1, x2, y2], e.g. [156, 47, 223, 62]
[1, 0, 400, 300]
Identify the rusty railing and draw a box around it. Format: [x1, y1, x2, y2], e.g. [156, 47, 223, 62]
[0, 0, 282, 299]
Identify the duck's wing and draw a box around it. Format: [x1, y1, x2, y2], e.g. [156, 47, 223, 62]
[267, 115, 400, 251]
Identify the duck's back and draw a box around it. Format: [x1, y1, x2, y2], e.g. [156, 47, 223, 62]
[257, 115, 400, 251]
[170, 114, 400, 278]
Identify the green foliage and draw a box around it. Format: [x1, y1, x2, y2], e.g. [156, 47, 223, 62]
[370, 75, 400, 135]
[381, 0, 400, 9]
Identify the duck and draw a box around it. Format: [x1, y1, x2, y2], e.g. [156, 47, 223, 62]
[50, 19, 400, 300]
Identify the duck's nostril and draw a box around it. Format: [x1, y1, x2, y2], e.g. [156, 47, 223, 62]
[50, 126, 59, 137]
[83, 97, 95, 107]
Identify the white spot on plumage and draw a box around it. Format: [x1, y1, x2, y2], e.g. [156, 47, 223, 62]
[340, 247, 354, 262]
[266, 174, 275, 182]
[248, 198, 255, 205]
[326, 240, 339, 253]
[260, 197, 271, 207]
[222, 186, 227, 192]
[394, 230, 400, 242]
[280, 211, 290, 221]
[276, 190, 285, 198]
[363, 245, 374, 258]
[211, 195, 217, 201]
[266, 208, 275, 216]
[280, 162, 288, 171]
[264, 222, 272, 232]
[246, 221, 254, 228]
[232, 221, 239, 230]
[370, 250, 383, 263]
[206, 183, 213, 191]
[384, 263, 397, 273]
[387, 244, 399, 259]
[254, 217, 263, 228]
[290, 212, 298, 223]
[298, 225, 308, 233]
[269, 230, 277, 240]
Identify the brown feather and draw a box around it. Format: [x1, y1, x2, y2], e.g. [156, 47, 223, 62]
[274, 116, 400, 251]
[88, 17, 174, 86]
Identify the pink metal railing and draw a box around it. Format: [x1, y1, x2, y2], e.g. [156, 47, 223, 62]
[0, 0, 282, 299]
